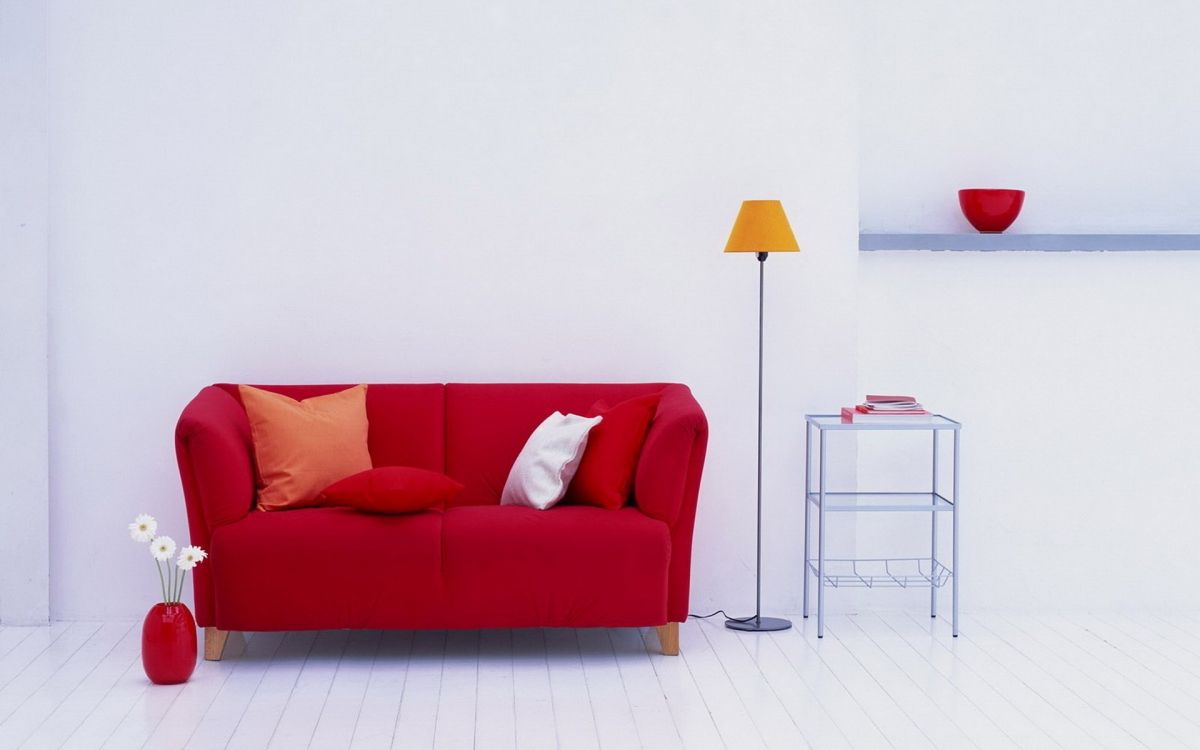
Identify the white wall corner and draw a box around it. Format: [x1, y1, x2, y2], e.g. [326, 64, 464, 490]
[0, 0, 51, 624]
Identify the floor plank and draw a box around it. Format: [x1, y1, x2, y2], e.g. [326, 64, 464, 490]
[264, 629, 350, 749]
[0, 621, 81, 694]
[788, 616, 936, 750]
[1097, 613, 1200, 681]
[431, 629, 479, 749]
[608, 628, 683, 750]
[0, 621, 130, 747]
[767, 619, 891, 750]
[100, 628, 248, 750]
[308, 629, 382, 749]
[1036, 614, 1200, 744]
[916, 612, 1101, 748]
[636, 626, 724, 750]
[224, 629, 318, 750]
[697, 619, 810, 749]
[961, 614, 1144, 749]
[511, 629, 557, 750]
[0, 622, 104, 731]
[677, 618, 765, 750]
[390, 630, 444, 749]
[870, 612, 1055, 749]
[990, 613, 1190, 749]
[955, 614, 1137, 750]
[20, 623, 141, 749]
[0, 627, 36, 661]
[6, 614, 1200, 750]
[543, 628, 600, 750]
[576, 627, 640, 749]
[728, 621, 853, 750]
[183, 630, 287, 749]
[348, 630, 413, 750]
[845, 613, 1016, 749]
[474, 628, 517, 750]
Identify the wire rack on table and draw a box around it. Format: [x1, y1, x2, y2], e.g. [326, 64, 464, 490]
[805, 557, 952, 589]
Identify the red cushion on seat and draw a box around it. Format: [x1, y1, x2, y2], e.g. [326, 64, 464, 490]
[321, 467, 464, 513]
[208, 507, 445, 630]
[440, 505, 671, 627]
[564, 393, 660, 510]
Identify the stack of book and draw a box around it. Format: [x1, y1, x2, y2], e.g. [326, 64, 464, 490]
[841, 395, 933, 423]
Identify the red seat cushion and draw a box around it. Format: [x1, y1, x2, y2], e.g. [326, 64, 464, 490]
[440, 505, 671, 627]
[208, 507, 445, 630]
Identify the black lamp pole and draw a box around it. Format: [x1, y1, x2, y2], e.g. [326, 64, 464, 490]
[726, 252, 792, 632]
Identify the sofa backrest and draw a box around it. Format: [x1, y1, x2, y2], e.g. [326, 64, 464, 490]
[214, 383, 446, 474]
[214, 382, 668, 506]
[444, 383, 666, 505]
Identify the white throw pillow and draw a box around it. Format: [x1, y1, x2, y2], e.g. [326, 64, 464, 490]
[500, 411, 603, 510]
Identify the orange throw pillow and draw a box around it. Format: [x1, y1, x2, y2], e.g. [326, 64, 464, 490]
[239, 384, 372, 511]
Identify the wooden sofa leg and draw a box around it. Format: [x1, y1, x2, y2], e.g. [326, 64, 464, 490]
[656, 623, 679, 655]
[204, 627, 230, 661]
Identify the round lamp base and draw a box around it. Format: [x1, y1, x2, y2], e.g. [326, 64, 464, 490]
[724, 616, 792, 632]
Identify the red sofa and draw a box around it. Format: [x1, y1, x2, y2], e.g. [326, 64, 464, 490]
[175, 383, 707, 657]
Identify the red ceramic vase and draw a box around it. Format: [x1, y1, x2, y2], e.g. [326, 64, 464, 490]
[958, 188, 1025, 233]
[142, 603, 197, 685]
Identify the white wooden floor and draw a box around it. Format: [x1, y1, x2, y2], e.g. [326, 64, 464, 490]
[0, 612, 1198, 749]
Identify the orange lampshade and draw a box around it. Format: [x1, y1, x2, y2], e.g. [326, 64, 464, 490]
[724, 200, 800, 253]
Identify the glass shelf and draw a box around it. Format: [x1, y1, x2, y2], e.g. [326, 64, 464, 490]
[859, 232, 1200, 252]
[806, 414, 961, 431]
[806, 491, 953, 512]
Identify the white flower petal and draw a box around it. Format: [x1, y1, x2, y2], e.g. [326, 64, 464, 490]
[128, 513, 158, 543]
[150, 535, 177, 561]
[175, 545, 208, 570]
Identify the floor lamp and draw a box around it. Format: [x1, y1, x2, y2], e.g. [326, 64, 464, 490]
[723, 199, 798, 633]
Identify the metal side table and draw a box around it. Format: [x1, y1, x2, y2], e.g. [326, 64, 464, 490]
[803, 414, 961, 638]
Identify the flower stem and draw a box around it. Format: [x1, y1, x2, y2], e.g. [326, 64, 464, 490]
[155, 560, 167, 604]
[177, 570, 187, 603]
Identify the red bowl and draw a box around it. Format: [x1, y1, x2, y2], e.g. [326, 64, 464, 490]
[958, 188, 1025, 233]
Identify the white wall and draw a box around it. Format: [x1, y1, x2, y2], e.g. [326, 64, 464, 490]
[34, 0, 1198, 620]
[858, 1, 1200, 609]
[0, 0, 51, 624]
[44, 1, 860, 619]
[861, 0, 1200, 234]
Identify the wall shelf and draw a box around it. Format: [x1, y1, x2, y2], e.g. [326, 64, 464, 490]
[860, 233, 1200, 252]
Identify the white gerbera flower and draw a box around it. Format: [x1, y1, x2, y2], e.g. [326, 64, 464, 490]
[128, 514, 158, 543]
[150, 536, 177, 561]
[176, 545, 208, 570]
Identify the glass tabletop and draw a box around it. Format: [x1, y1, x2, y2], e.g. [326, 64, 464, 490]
[806, 491, 954, 511]
[806, 414, 960, 431]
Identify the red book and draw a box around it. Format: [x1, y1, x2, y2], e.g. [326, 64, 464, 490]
[842, 406, 933, 423]
[856, 405, 929, 415]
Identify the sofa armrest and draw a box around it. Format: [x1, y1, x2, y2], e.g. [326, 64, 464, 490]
[634, 384, 707, 623]
[634, 384, 708, 527]
[175, 386, 256, 539]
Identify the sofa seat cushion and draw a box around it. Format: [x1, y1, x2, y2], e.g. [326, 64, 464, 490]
[208, 507, 445, 630]
[441, 505, 671, 627]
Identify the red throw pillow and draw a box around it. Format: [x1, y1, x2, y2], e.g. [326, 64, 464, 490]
[320, 467, 464, 514]
[564, 393, 661, 510]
